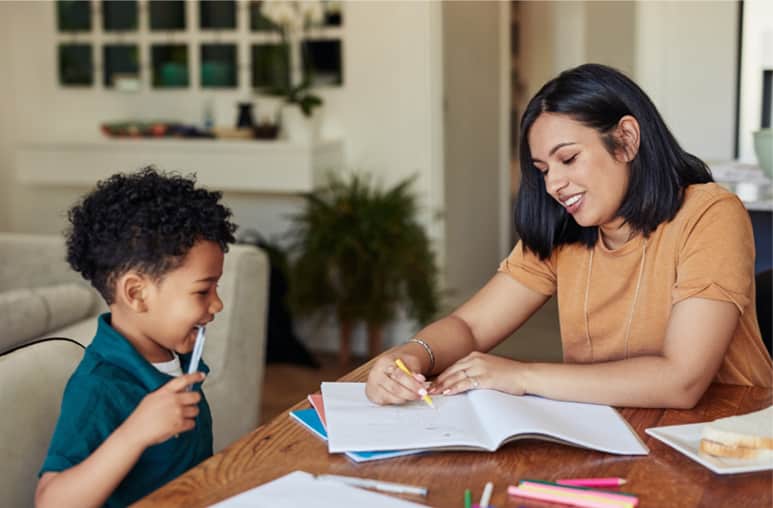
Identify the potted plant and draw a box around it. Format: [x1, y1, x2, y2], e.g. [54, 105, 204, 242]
[288, 173, 440, 365]
[258, 1, 325, 143]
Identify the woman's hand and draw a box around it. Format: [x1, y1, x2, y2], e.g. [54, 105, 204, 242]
[365, 352, 431, 405]
[430, 352, 525, 396]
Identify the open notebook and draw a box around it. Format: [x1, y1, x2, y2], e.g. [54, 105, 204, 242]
[321, 382, 648, 456]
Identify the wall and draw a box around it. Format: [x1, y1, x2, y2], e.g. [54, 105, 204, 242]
[442, 1, 505, 309]
[586, 1, 635, 77]
[738, 0, 773, 163]
[635, 0, 737, 161]
[518, 1, 561, 102]
[519, 1, 737, 163]
[0, 2, 16, 231]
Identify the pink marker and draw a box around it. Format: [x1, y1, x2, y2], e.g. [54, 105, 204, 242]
[557, 477, 627, 488]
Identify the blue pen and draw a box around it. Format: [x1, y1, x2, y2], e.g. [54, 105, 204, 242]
[186, 326, 206, 391]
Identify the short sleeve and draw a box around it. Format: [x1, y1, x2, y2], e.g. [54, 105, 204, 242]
[672, 194, 755, 313]
[39, 375, 124, 475]
[497, 240, 557, 296]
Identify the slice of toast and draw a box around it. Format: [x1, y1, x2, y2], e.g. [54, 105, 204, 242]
[699, 406, 773, 459]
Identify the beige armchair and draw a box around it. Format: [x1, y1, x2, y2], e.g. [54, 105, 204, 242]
[0, 337, 84, 508]
[0, 233, 269, 506]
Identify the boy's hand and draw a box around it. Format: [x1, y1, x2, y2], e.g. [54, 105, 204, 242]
[122, 372, 206, 447]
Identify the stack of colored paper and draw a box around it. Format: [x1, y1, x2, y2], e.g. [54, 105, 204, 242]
[508, 479, 639, 508]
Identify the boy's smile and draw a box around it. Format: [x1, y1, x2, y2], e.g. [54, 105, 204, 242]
[110, 240, 225, 363]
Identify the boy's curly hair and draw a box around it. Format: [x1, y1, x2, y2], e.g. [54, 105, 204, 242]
[66, 167, 237, 304]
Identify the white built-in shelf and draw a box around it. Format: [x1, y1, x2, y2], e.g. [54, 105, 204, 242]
[15, 138, 345, 194]
[709, 161, 772, 212]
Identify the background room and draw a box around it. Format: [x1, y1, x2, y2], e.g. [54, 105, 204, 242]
[0, 1, 770, 425]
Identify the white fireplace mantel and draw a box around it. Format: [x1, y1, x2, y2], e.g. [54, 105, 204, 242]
[15, 138, 345, 194]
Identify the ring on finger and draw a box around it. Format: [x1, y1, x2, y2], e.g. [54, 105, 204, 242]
[470, 376, 480, 389]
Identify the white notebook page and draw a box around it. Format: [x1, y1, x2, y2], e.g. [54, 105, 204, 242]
[210, 471, 426, 508]
[323, 382, 648, 455]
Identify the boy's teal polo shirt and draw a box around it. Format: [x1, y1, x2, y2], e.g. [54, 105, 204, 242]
[40, 313, 213, 507]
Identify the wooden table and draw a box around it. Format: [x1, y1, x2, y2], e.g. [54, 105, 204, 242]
[134, 362, 772, 507]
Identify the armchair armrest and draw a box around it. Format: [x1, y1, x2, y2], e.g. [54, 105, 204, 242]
[203, 244, 269, 452]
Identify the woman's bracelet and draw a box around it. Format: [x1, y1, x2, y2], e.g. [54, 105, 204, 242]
[408, 337, 435, 373]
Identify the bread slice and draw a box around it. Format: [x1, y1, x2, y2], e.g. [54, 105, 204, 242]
[699, 406, 773, 460]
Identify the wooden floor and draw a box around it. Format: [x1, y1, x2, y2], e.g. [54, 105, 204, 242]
[259, 352, 366, 424]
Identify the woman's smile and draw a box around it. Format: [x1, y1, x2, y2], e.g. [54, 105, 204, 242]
[560, 192, 585, 214]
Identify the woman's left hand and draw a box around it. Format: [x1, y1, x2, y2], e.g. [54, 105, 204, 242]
[429, 351, 525, 396]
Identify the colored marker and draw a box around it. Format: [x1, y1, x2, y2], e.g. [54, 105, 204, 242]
[514, 480, 638, 506]
[395, 358, 435, 408]
[557, 477, 627, 488]
[508, 485, 635, 508]
[479, 481, 494, 507]
[316, 474, 428, 496]
[186, 326, 206, 391]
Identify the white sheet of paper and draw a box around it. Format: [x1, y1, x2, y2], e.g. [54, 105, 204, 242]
[209, 471, 427, 508]
[322, 382, 648, 455]
[322, 382, 490, 452]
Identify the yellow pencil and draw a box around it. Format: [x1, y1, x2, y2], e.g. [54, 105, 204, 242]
[395, 358, 435, 408]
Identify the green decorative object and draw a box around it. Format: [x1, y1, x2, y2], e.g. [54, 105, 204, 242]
[288, 173, 440, 364]
[753, 129, 772, 179]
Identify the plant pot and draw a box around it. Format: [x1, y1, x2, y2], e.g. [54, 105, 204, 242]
[280, 103, 321, 145]
[253, 123, 279, 140]
[753, 129, 772, 179]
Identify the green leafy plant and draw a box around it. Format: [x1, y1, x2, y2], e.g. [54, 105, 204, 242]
[288, 173, 440, 363]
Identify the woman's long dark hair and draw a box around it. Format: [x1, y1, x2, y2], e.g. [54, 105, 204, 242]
[515, 63, 712, 259]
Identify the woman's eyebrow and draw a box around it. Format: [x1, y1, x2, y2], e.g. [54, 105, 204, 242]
[532, 142, 577, 162]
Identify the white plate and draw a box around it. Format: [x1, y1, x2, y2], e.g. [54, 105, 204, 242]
[646, 423, 773, 474]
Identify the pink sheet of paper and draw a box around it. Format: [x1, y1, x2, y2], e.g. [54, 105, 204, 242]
[307, 393, 327, 427]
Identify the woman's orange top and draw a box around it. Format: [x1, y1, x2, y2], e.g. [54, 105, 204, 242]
[499, 183, 772, 387]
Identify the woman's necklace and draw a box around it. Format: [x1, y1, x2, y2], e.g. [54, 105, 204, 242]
[583, 238, 648, 360]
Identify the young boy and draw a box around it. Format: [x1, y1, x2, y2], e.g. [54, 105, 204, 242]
[35, 168, 237, 507]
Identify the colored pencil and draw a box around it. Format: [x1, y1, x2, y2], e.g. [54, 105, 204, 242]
[395, 358, 435, 408]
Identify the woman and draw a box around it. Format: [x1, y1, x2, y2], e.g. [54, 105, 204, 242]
[366, 63, 772, 409]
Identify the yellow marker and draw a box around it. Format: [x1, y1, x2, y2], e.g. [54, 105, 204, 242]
[395, 358, 435, 408]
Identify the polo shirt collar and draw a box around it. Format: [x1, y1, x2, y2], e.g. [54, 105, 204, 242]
[90, 313, 210, 392]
